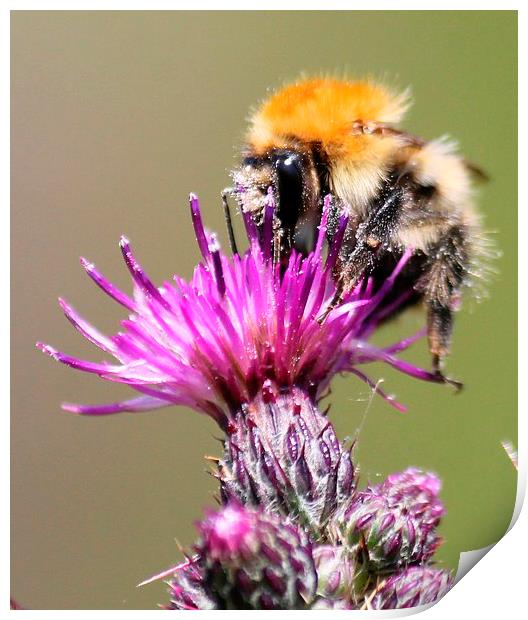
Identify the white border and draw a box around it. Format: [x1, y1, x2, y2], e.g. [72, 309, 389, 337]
[5, 3, 522, 616]
[1, 2, 523, 10]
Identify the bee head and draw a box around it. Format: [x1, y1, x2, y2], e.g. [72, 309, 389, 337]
[232, 146, 324, 255]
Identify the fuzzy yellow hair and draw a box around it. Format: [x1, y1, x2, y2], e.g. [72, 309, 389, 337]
[248, 77, 411, 153]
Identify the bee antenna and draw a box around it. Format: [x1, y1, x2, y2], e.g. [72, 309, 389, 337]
[221, 187, 240, 256]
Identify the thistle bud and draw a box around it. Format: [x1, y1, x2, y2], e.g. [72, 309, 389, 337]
[370, 566, 454, 609]
[313, 545, 356, 600]
[333, 468, 444, 570]
[196, 503, 317, 609]
[218, 385, 356, 537]
[168, 559, 216, 610]
[311, 598, 355, 610]
[378, 468, 445, 529]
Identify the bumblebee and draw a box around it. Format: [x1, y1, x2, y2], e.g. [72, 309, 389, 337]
[224, 77, 488, 385]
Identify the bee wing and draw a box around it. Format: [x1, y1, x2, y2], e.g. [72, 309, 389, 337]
[379, 125, 489, 182]
[463, 159, 489, 182]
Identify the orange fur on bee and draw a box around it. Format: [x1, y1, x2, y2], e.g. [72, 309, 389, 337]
[247, 78, 412, 211]
[248, 78, 410, 158]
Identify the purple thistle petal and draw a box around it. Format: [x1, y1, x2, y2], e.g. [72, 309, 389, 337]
[36, 343, 121, 375]
[62, 395, 170, 415]
[242, 208, 259, 249]
[324, 211, 349, 274]
[79, 257, 136, 311]
[41, 194, 441, 421]
[314, 194, 332, 260]
[261, 189, 275, 262]
[368, 247, 414, 312]
[58, 297, 116, 355]
[209, 235, 226, 297]
[119, 236, 170, 309]
[347, 341, 445, 385]
[383, 328, 427, 355]
[378, 353, 445, 384]
[189, 192, 211, 261]
[349, 368, 407, 413]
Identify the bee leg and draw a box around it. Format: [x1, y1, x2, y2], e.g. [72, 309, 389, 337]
[318, 280, 346, 323]
[318, 241, 382, 323]
[319, 183, 407, 323]
[427, 301, 463, 390]
[345, 182, 408, 280]
[421, 224, 469, 391]
[221, 188, 239, 256]
[339, 184, 407, 288]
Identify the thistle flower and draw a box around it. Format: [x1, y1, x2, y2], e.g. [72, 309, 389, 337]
[369, 566, 454, 609]
[37, 193, 443, 432]
[193, 503, 317, 609]
[39, 192, 453, 611]
[333, 468, 444, 571]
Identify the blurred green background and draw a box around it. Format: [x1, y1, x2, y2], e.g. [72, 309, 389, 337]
[11, 11, 517, 609]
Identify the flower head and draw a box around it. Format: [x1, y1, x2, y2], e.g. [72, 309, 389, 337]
[38, 193, 441, 430]
[333, 468, 444, 570]
[218, 384, 355, 536]
[378, 468, 445, 525]
[370, 566, 454, 609]
[194, 503, 317, 609]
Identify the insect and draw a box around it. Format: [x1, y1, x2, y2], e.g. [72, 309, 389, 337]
[223, 77, 488, 386]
